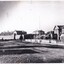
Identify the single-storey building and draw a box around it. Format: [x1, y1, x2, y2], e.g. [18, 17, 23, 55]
[33, 30, 45, 39]
[0, 30, 27, 40]
[24, 34, 35, 39]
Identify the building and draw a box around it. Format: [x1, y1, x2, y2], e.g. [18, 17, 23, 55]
[45, 31, 54, 39]
[24, 34, 35, 39]
[23, 30, 45, 40]
[15, 30, 27, 39]
[33, 30, 45, 35]
[33, 30, 45, 39]
[0, 30, 27, 40]
[53, 25, 64, 40]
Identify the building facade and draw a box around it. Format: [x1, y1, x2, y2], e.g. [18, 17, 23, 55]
[0, 30, 27, 40]
[53, 25, 64, 40]
[33, 30, 45, 39]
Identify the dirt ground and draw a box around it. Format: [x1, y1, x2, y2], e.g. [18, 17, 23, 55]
[0, 40, 64, 63]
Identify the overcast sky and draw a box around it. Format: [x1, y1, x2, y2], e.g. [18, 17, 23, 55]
[0, 1, 64, 33]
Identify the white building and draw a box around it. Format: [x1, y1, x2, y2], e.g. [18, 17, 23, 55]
[0, 30, 27, 40]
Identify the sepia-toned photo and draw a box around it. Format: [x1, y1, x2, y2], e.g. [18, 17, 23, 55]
[0, 0, 64, 63]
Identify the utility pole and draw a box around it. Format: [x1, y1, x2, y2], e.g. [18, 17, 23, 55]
[39, 16, 42, 43]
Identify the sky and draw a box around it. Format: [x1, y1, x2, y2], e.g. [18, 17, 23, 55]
[0, 1, 64, 33]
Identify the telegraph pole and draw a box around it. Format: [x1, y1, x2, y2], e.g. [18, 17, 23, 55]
[39, 16, 41, 43]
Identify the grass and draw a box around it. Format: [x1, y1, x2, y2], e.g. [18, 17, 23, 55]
[0, 40, 64, 63]
[0, 47, 64, 63]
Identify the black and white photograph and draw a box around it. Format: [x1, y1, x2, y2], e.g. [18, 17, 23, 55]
[0, 0, 64, 63]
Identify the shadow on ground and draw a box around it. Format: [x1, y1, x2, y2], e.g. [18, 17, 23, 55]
[0, 49, 40, 55]
[0, 49, 63, 63]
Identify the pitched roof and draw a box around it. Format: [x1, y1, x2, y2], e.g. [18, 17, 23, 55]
[53, 25, 64, 30]
[15, 30, 27, 35]
[33, 30, 45, 34]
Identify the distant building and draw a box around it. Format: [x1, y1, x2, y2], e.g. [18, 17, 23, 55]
[0, 30, 27, 40]
[33, 30, 45, 35]
[0, 31, 14, 40]
[53, 25, 64, 40]
[33, 30, 45, 39]
[15, 30, 27, 39]
[24, 34, 35, 39]
[45, 31, 54, 39]
[23, 30, 45, 40]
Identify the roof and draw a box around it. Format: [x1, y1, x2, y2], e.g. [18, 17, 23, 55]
[33, 30, 45, 34]
[15, 30, 27, 35]
[53, 25, 64, 30]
